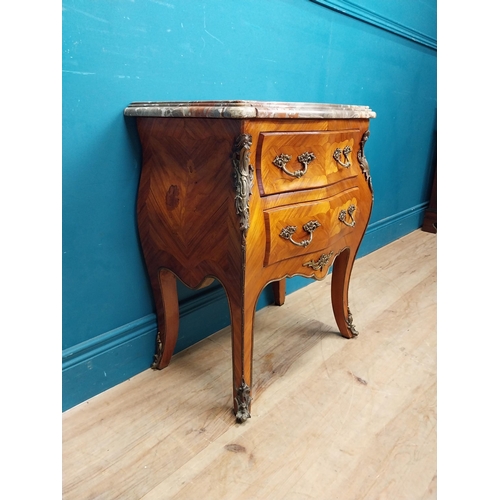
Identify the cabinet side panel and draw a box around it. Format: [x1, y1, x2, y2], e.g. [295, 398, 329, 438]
[136, 117, 244, 289]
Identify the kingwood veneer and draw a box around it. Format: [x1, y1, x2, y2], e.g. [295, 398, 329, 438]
[124, 100, 376, 423]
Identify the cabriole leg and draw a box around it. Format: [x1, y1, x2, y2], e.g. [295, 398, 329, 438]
[151, 268, 180, 370]
[272, 279, 286, 306]
[225, 284, 259, 423]
[331, 248, 359, 338]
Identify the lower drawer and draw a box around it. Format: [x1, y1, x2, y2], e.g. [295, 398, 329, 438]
[263, 188, 360, 267]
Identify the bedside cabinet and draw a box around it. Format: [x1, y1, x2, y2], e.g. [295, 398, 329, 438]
[124, 101, 376, 423]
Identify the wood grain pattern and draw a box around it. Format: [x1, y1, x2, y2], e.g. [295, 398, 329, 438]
[134, 112, 374, 421]
[62, 230, 436, 500]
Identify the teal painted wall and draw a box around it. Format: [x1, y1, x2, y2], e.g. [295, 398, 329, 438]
[62, 0, 437, 410]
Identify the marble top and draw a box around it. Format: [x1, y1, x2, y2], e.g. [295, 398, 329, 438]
[124, 100, 376, 119]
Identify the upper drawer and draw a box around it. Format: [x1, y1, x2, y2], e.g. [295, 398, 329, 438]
[255, 130, 359, 196]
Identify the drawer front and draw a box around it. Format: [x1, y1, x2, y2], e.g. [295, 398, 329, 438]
[263, 188, 360, 267]
[256, 130, 359, 196]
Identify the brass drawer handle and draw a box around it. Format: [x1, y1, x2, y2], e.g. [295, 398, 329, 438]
[280, 220, 321, 247]
[333, 146, 352, 168]
[273, 151, 316, 178]
[338, 204, 356, 227]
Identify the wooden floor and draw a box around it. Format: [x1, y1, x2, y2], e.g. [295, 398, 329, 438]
[62, 230, 437, 499]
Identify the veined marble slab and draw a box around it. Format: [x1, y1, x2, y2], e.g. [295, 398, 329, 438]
[124, 100, 376, 119]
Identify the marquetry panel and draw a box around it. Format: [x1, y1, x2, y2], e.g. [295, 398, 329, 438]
[263, 188, 360, 266]
[256, 129, 359, 196]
